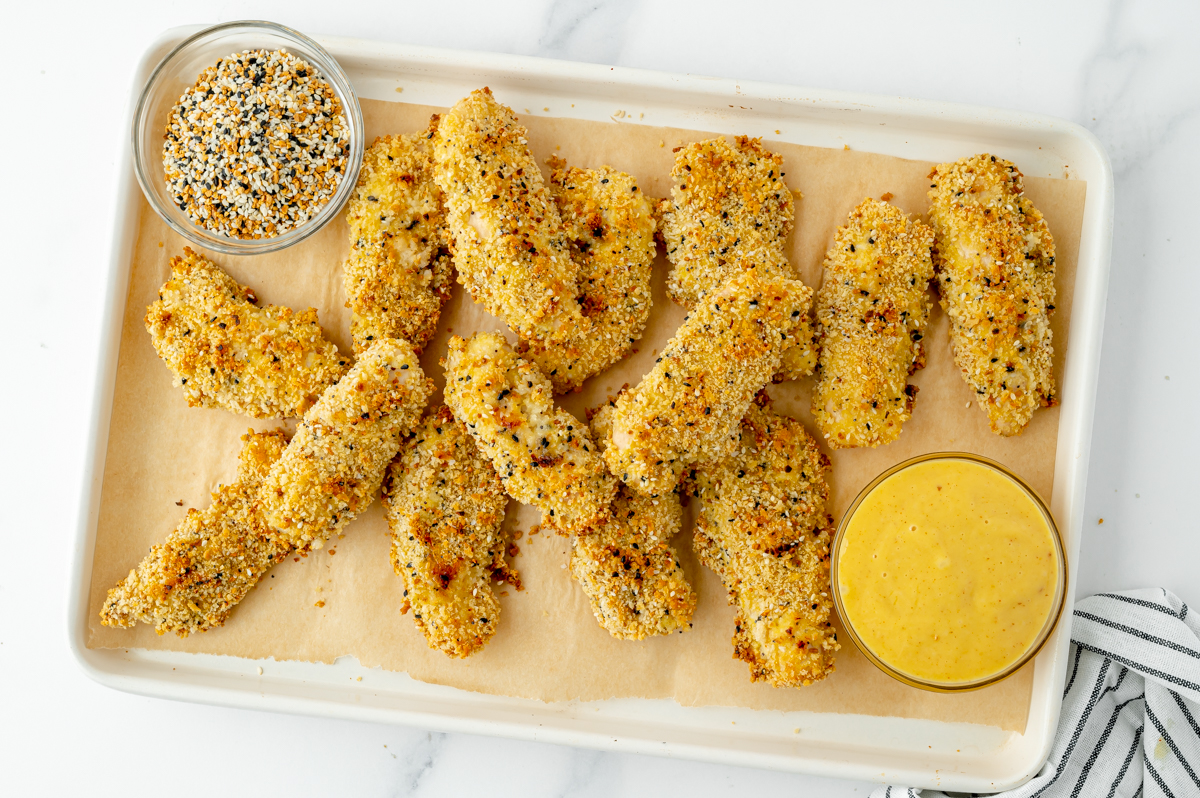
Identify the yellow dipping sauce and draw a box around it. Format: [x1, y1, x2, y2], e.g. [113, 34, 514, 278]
[836, 457, 1061, 687]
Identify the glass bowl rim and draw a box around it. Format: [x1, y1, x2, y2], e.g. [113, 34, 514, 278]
[130, 19, 365, 256]
[830, 451, 1069, 693]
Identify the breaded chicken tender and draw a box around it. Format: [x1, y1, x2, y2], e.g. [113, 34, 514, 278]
[444, 332, 615, 534]
[145, 247, 350, 418]
[812, 198, 935, 448]
[100, 429, 294, 637]
[261, 338, 434, 549]
[603, 270, 812, 496]
[343, 125, 453, 354]
[383, 406, 519, 658]
[658, 136, 818, 381]
[516, 158, 655, 393]
[659, 136, 795, 306]
[552, 402, 696, 640]
[928, 154, 1057, 436]
[689, 397, 839, 687]
[432, 89, 585, 351]
[569, 488, 695, 640]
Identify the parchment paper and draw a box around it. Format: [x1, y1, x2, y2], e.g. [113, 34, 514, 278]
[87, 98, 1087, 733]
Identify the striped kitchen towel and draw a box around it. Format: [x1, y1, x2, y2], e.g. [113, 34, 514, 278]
[872, 588, 1200, 798]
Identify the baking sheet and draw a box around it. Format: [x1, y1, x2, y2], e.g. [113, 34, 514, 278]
[87, 97, 1085, 733]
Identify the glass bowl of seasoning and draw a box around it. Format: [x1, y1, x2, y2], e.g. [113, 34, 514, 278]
[132, 20, 364, 255]
[831, 452, 1068, 692]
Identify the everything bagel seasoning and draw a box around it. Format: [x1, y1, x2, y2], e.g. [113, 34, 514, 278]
[162, 49, 349, 239]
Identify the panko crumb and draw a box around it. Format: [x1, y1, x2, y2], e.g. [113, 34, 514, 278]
[928, 153, 1057, 436]
[261, 338, 435, 549]
[145, 247, 349, 418]
[812, 198, 935, 448]
[688, 396, 839, 687]
[100, 429, 295, 637]
[383, 406, 520, 658]
[603, 270, 812, 496]
[444, 332, 615, 533]
[343, 121, 453, 354]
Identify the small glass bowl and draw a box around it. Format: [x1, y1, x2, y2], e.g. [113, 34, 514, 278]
[131, 20, 364, 256]
[830, 452, 1068, 693]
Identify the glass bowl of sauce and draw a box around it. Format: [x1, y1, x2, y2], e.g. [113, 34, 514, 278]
[831, 452, 1067, 692]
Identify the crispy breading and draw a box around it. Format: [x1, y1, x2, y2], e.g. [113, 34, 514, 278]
[688, 397, 839, 687]
[145, 247, 350, 418]
[260, 338, 434, 549]
[444, 332, 615, 534]
[383, 406, 519, 658]
[431, 89, 586, 349]
[812, 198, 935, 448]
[928, 153, 1057, 436]
[100, 429, 294, 637]
[343, 125, 453, 354]
[515, 159, 656, 393]
[602, 270, 812, 496]
[658, 137, 818, 381]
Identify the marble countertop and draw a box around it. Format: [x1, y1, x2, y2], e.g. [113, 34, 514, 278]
[3, 1, 1197, 794]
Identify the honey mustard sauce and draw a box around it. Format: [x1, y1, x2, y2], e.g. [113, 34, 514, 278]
[837, 458, 1059, 685]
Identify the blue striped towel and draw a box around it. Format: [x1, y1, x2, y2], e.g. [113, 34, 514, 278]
[871, 589, 1200, 797]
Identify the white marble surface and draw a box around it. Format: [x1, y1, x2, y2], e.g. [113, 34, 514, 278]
[2, 0, 1197, 794]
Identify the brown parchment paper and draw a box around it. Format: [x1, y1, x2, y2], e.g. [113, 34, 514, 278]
[87, 98, 1087, 733]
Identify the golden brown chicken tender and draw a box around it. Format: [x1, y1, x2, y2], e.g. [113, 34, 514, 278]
[928, 153, 1057, 436]
[602, 270, 812, 496]
[444, 332, 615, 533]
[431, 89, 585, 352]
[383, 407, 519, 658]
[260, 338, 435, 549]
[812, 198, 935, 448]
[145, 248, 349, 418]
[688, 397, 839, 687]
[343, 125, 452, 354]
[659, 136, 795, 306]
[433, 89, 655, 393]
[100, 429, 294, 637]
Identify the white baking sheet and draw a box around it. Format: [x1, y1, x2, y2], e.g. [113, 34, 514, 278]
[67, 25, 1113, 792]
